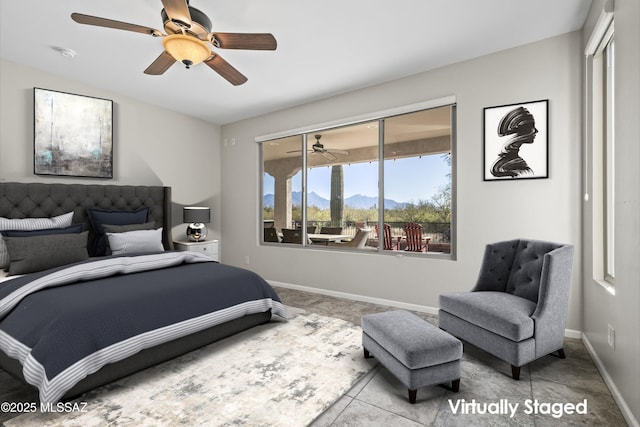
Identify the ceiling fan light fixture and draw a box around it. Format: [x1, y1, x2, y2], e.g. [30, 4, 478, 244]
[162, 34, 210, 68]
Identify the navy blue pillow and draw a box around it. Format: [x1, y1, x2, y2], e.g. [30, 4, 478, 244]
[1, 223, 84, 237]
[86, 207, 149, 256]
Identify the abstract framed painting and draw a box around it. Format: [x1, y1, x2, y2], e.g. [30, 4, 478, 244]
[34, 87, 113, 178]
[483, 99, 549, 181]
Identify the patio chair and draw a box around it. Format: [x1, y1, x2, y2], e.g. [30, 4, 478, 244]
[327, 228, 370, 249]
[404, 222, 429, 252]
[281, 228, 303, 244]
[375, 223, 399, 250]
[439, 239, 574, 380]
[263, 227, 279, 242]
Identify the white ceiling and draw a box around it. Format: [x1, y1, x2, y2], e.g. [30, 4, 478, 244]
[0, 0, 591, 125]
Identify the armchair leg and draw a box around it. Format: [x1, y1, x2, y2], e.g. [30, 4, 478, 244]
[511, 365, 521, 380]
[364, 348, 373, 359]
[557, 348, 566, 359]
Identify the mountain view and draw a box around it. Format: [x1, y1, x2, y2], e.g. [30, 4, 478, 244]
[263, 191, 404, 210]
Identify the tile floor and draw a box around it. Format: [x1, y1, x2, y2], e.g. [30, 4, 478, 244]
[0, 287, 629, 426]
[274, 286, 628, 427]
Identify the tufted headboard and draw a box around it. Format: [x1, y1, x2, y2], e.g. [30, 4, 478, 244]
[0, 182, 173, 250]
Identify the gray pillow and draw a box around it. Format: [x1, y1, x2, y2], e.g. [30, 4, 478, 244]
[102, 222, 156, 255]
[102, 221, 156, 234]
[0, 212, 74, 270]
[4, 231, 89, 276]
[106, 228, 164, 256]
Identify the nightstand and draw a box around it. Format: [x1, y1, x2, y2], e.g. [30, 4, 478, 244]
[173, 240, 219, 261]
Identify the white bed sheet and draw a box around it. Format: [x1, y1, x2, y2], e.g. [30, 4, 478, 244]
[0, 270, 21, 283]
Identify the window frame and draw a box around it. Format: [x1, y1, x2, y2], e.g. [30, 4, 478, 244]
[258, 96, 456, 258]
[603, 31, 615, 283]
[585, 6, 615, 291]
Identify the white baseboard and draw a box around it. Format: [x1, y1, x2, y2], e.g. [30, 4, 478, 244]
[269, 280, 440, 315]
[269, 280, 582, 338]
[582, 334, 639, 427]
[564, 328, 582, 339]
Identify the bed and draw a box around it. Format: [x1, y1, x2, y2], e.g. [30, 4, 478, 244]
[0, 182, 285, 404]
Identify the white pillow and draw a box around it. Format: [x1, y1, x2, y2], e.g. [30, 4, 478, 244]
[106, 228, 164, 256]
[0, 211, 74, 269]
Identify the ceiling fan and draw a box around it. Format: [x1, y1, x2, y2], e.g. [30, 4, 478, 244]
[71, 0, 277, 86]
[287, 135, 350, 161]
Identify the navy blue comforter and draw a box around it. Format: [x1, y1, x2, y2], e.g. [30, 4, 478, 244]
[0, 251, 286, 403]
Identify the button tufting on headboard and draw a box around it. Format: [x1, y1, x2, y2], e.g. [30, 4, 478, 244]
[0, 182, 173, 250]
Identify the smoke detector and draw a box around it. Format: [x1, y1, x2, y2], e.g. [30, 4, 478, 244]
[53, 47, 77, 59]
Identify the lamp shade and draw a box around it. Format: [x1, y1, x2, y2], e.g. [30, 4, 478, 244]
[183, 206, 210, 224]
[162, 34, 210, 67]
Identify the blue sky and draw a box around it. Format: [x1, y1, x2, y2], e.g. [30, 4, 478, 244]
[264, 154, 450, 203]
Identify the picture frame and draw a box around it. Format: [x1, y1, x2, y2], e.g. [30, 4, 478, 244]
[34, 87, 113, 179]
[483, 99, 548, 181]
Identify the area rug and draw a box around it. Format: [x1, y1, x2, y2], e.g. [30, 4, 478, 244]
[7, 309, 376, 427]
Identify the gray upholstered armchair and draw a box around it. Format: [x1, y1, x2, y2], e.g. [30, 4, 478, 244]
[439, 239, 574, 379]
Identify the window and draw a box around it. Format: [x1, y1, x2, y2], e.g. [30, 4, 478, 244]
[603, 33, 615, 282]
[586, 9, 615, 287]
[383, 109, 452, 253]
[262, 135, 303, 239]
[259, 100, 455, 256]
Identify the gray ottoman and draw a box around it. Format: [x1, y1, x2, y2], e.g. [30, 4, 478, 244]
[362, 310, 462, 403]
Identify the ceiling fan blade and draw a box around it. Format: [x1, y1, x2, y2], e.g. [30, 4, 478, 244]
[286, 150, 320, 155]
[144, 51, 176, 75]
[320, 151, 338, 161]
[161, 0, 192, 29]
[212, 33, 277, 50]
[329, 149, 350, 155]
[204, 54, 248, 86]
[71, 13, 163, 36]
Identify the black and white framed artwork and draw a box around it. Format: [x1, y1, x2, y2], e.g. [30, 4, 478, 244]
[483, 99, 548, 181]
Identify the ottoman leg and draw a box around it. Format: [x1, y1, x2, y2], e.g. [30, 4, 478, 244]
[408, 389, 417, 404]
[511, 365, 521, 380]
[364, 348, 373, 359]
[451, 379, 460, 392]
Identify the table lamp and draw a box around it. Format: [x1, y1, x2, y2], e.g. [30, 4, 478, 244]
[183, 206, 210, 242]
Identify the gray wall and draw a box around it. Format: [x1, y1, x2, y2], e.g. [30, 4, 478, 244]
[581, 0, 640, 424]
[0, 59, 222, 241]
[1, 14, 637, 423]
[220, 32, 583, 332]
